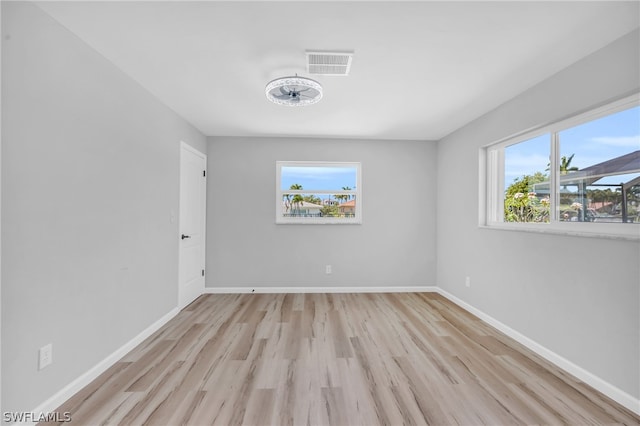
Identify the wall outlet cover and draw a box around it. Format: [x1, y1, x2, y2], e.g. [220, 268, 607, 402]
[39, 343, 53, 370]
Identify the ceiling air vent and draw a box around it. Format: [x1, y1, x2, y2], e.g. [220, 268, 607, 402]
[306, 51, 353, 76]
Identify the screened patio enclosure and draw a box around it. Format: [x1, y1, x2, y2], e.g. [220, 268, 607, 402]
[533, 150, 640, 222]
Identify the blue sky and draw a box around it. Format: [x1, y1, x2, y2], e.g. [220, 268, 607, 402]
[505, 105, 640, 187]
[281, 166, 357, 191]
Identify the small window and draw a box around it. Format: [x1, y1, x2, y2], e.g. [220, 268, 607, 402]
[484, 94, 640, 239]
[276, 162, 362, 224]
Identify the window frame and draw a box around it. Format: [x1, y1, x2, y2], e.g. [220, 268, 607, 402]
[276, 161, 362, 225]
[482, 93, 640, 240]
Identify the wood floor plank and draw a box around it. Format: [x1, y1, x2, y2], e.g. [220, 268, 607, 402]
[240, 388, 275, 426]
[301, 294, 316, 339]
[271, 359, 298, 426]
[349, 336, 397, 425]
[229, 311, 267, 360]
[279, 293, 294, 323]
[126, 323, 205, 392]
[320, 387, 348, 425]
[117, 360, 186, 425]
[328, 309, 353, 358]
[98, 392, 145, 426]
[41, 293, 640, 426]
[392, 355, 455, 425]
[186, 391, 227, 426]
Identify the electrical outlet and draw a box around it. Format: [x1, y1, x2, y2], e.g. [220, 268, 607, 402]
[465, 276, 471, 287]
[326, 265, 332, 274]
[39, 343, 53, 370]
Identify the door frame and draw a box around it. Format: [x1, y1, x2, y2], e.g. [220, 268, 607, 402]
[178, 141, 207, 309]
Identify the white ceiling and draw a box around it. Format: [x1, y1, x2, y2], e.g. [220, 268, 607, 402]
[36, 1, 640, 141]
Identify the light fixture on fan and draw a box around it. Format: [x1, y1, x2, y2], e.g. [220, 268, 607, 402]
[265, 75, 323, 106]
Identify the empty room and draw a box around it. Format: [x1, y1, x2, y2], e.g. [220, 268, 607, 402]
[2, 1, 639, 425]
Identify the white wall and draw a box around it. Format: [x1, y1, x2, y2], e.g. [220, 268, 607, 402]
[1, 2, 206, 413]
[437, 29, 640, 401]
[206, 137, 436, 289]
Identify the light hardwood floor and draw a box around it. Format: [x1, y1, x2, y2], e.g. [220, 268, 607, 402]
[43, 292, 639, 425]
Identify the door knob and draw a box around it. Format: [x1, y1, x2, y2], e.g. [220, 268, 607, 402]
[181, 234, 191, 240]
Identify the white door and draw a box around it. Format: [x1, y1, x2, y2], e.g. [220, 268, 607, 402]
[179, 142, 207, 309]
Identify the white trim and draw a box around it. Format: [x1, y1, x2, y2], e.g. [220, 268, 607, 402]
[204, 286, 438, 294]
[24, 308, 179, 426]
[435, 288, 640, 416]
[483, 93, 640, 239]
[550, 131, 560, 223]
[479, 222, 640, 241]
[179, 140, 206, 158]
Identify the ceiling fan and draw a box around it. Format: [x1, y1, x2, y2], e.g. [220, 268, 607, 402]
[265, 75, 323, 107]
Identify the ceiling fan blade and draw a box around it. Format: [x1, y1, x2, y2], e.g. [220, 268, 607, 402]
[273, 94, 291, 99]
[280, 86, 290, 95]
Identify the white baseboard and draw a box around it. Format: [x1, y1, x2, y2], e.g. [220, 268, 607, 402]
[436, 288, 640, 416]
[24, 307, 179, 425]
[204, 286, 439, 294]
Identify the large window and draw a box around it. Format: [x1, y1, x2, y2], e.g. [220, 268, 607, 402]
[484, 94, 639, 239]
[276, 161, 362, 224]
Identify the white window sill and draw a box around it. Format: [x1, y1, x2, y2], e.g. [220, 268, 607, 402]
[480, 222, 640, 241]
[276, 219, 362, 225]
